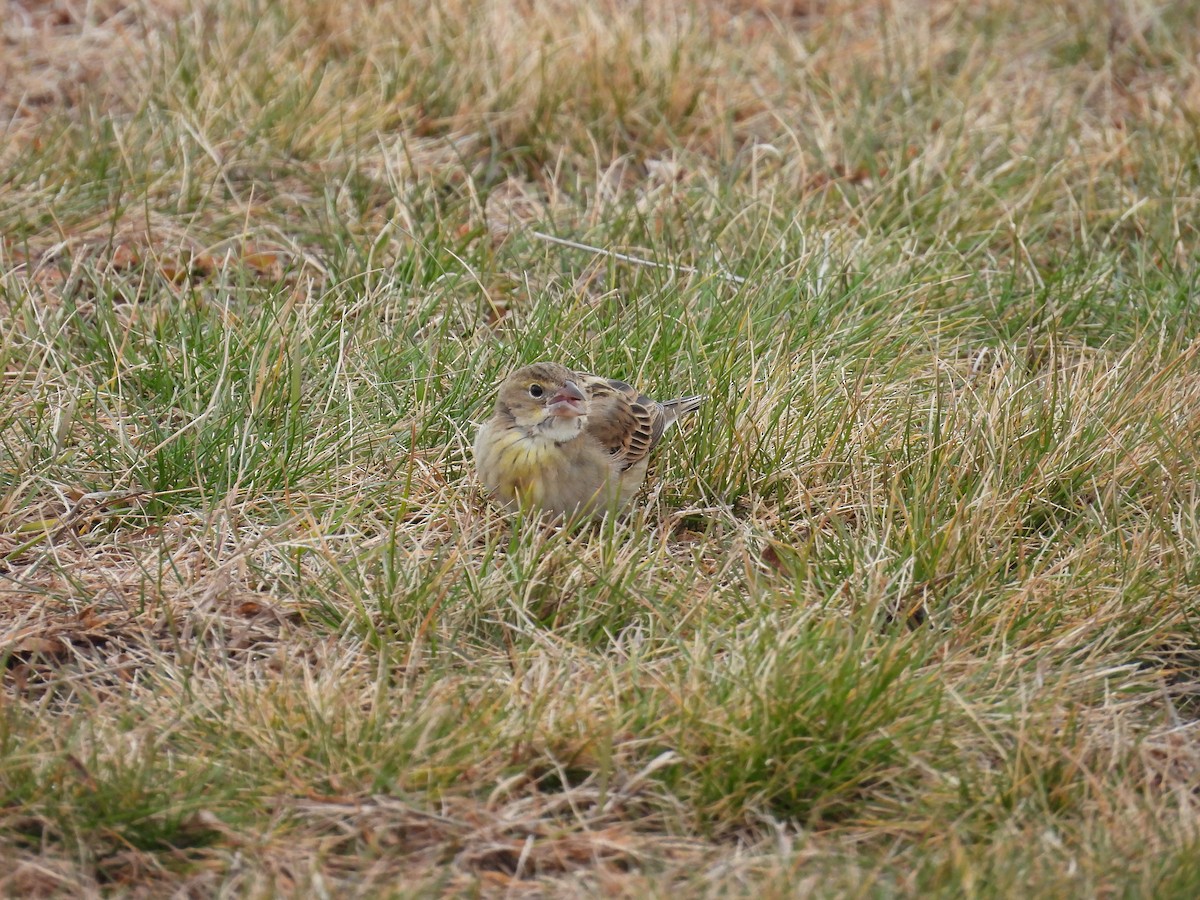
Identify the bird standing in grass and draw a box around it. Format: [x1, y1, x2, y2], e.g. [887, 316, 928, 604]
[474, 362, 703, 519]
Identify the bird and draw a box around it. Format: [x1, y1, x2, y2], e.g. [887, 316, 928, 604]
[474, 362, 703, 519]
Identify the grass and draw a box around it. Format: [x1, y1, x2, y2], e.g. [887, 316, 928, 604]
[2, 0, 1200, 894]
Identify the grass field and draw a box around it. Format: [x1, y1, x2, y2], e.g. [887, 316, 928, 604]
[3, 0, 1200, 894]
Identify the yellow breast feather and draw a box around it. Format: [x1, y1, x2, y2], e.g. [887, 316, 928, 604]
[492, 430, 559, 505]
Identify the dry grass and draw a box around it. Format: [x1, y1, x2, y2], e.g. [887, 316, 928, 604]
[3, 0, 1200, 895]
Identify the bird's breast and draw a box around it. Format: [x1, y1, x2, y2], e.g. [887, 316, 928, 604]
[484, 428, 566, 503]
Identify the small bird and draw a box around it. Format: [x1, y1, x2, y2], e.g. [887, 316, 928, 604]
[474, 362, 703, 519]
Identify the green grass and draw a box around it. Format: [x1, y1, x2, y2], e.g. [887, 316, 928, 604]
[2, 0, 1200, 894]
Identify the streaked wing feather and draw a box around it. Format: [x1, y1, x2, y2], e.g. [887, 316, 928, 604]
[578, 373, 667, 472]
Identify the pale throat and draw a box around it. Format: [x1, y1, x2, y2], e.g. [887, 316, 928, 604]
[525, 413, 586, 445]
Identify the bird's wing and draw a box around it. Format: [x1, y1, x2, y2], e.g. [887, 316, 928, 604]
[577, 373, 667, 472]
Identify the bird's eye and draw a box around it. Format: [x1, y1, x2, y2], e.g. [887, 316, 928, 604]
[528, 384, 544, 399]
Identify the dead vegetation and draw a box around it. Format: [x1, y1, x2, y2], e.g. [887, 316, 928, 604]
[2, 0, 1200, 895]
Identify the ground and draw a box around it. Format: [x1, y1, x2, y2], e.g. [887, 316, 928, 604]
[2, 0, 1200, 896]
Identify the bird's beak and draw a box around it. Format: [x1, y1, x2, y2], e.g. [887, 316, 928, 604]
[546, 380, 587, 418]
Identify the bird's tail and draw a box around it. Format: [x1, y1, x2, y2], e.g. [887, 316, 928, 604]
[661, 394, 704, 427]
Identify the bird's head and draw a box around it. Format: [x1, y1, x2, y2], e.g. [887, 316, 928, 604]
[495, 362, 589, 440]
